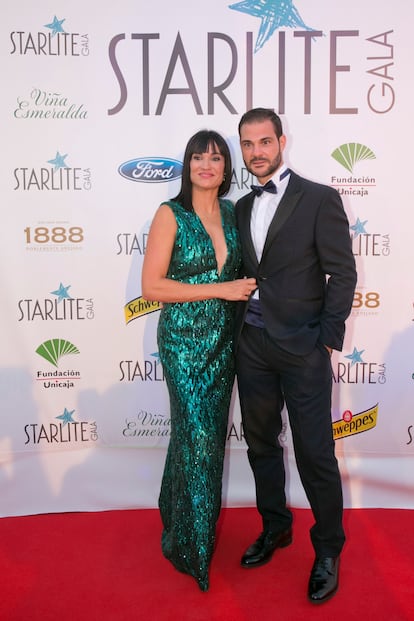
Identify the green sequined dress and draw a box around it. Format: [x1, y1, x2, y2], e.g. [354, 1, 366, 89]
[157, 199, 241, 591]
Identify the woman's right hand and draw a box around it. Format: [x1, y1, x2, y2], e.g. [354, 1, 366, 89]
[219, 278, 257, 301]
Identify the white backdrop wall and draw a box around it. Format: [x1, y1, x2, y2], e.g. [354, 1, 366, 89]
[1, 1, 413, 517]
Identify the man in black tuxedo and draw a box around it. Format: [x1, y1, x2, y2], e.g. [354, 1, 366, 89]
[235, 108, 357, 604]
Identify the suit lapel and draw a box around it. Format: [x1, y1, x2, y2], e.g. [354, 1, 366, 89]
[261, 174, 303, 260]
[238, 195, 259, 266]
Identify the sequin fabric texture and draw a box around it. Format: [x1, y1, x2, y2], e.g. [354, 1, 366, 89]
[157, 199, 241, 591]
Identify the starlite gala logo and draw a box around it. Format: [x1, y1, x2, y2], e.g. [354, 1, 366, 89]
[14, 151, 92, 191]
[332, 345, 386, 385]
[108, 6, 395, 116]
[118, 157, 183, 183]
[10, 15, 90, 56]
[24, 408, 98, 448]
[119, 353, 164, 383]
[18, 282, 95, 322]
[116, 231, 148, 255]
[350, 218, 390, 258]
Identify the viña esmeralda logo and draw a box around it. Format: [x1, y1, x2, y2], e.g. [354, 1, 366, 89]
[35, 338, 81, 389]
[24, 407, 98, 446]
[123, 408, 170, 440]
[14, 88, 88, 120]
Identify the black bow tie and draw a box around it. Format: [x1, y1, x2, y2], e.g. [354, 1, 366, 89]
[250, 169, 291, 196]
[250, 179, 277, 196]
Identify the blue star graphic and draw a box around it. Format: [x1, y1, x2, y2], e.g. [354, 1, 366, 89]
[44, 16, 66, 37]
[56, 408, 75, 426]
[47, 152, 68, 171]
[345, 347, 365, 366]
[229, 0, 317, 52]
[51, 283, 72, 302]
[350, 218, 368, 238]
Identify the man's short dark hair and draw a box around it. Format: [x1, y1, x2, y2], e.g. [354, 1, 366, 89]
[238, 108, 283, 140]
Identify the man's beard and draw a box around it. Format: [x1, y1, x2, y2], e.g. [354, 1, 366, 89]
[247, 150, 283, 180]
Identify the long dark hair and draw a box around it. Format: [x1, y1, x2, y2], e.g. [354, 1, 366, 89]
[173, 130, 232, 212]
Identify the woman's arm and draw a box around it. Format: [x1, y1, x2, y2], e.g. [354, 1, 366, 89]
[141, 203, 256, 303]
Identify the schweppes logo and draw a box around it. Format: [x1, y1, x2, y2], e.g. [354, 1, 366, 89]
[124, 296, 161, 324]
[332, 403, 378, 440]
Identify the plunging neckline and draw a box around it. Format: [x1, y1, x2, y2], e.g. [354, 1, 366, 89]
[194, 201, 228, 277]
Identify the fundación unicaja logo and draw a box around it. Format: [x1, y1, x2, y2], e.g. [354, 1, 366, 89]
[330, 143, 377, 196]
[36, 338, 79, 367]
[331, 143, 376, 174]
[35, 338, 81, 389]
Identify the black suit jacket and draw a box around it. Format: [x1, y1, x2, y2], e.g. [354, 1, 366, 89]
[235, 170, 357, 356]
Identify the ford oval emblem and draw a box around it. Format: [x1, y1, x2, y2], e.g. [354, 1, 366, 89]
[118, 157, 183, 183]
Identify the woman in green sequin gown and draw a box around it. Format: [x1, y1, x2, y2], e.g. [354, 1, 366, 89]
[142, 130, 256, 591]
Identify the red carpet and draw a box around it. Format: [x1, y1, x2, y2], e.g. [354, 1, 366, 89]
[0, 507, 413, 620]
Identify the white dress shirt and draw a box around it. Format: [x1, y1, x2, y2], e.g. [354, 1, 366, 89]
[250, 166, 290, 298]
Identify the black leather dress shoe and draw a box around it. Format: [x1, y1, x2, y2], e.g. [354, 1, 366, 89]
[308, 556, 340, 603]
[240, 528, 292, 568]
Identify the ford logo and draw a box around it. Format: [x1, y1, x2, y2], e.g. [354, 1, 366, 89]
[118, 157, 183, 183]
